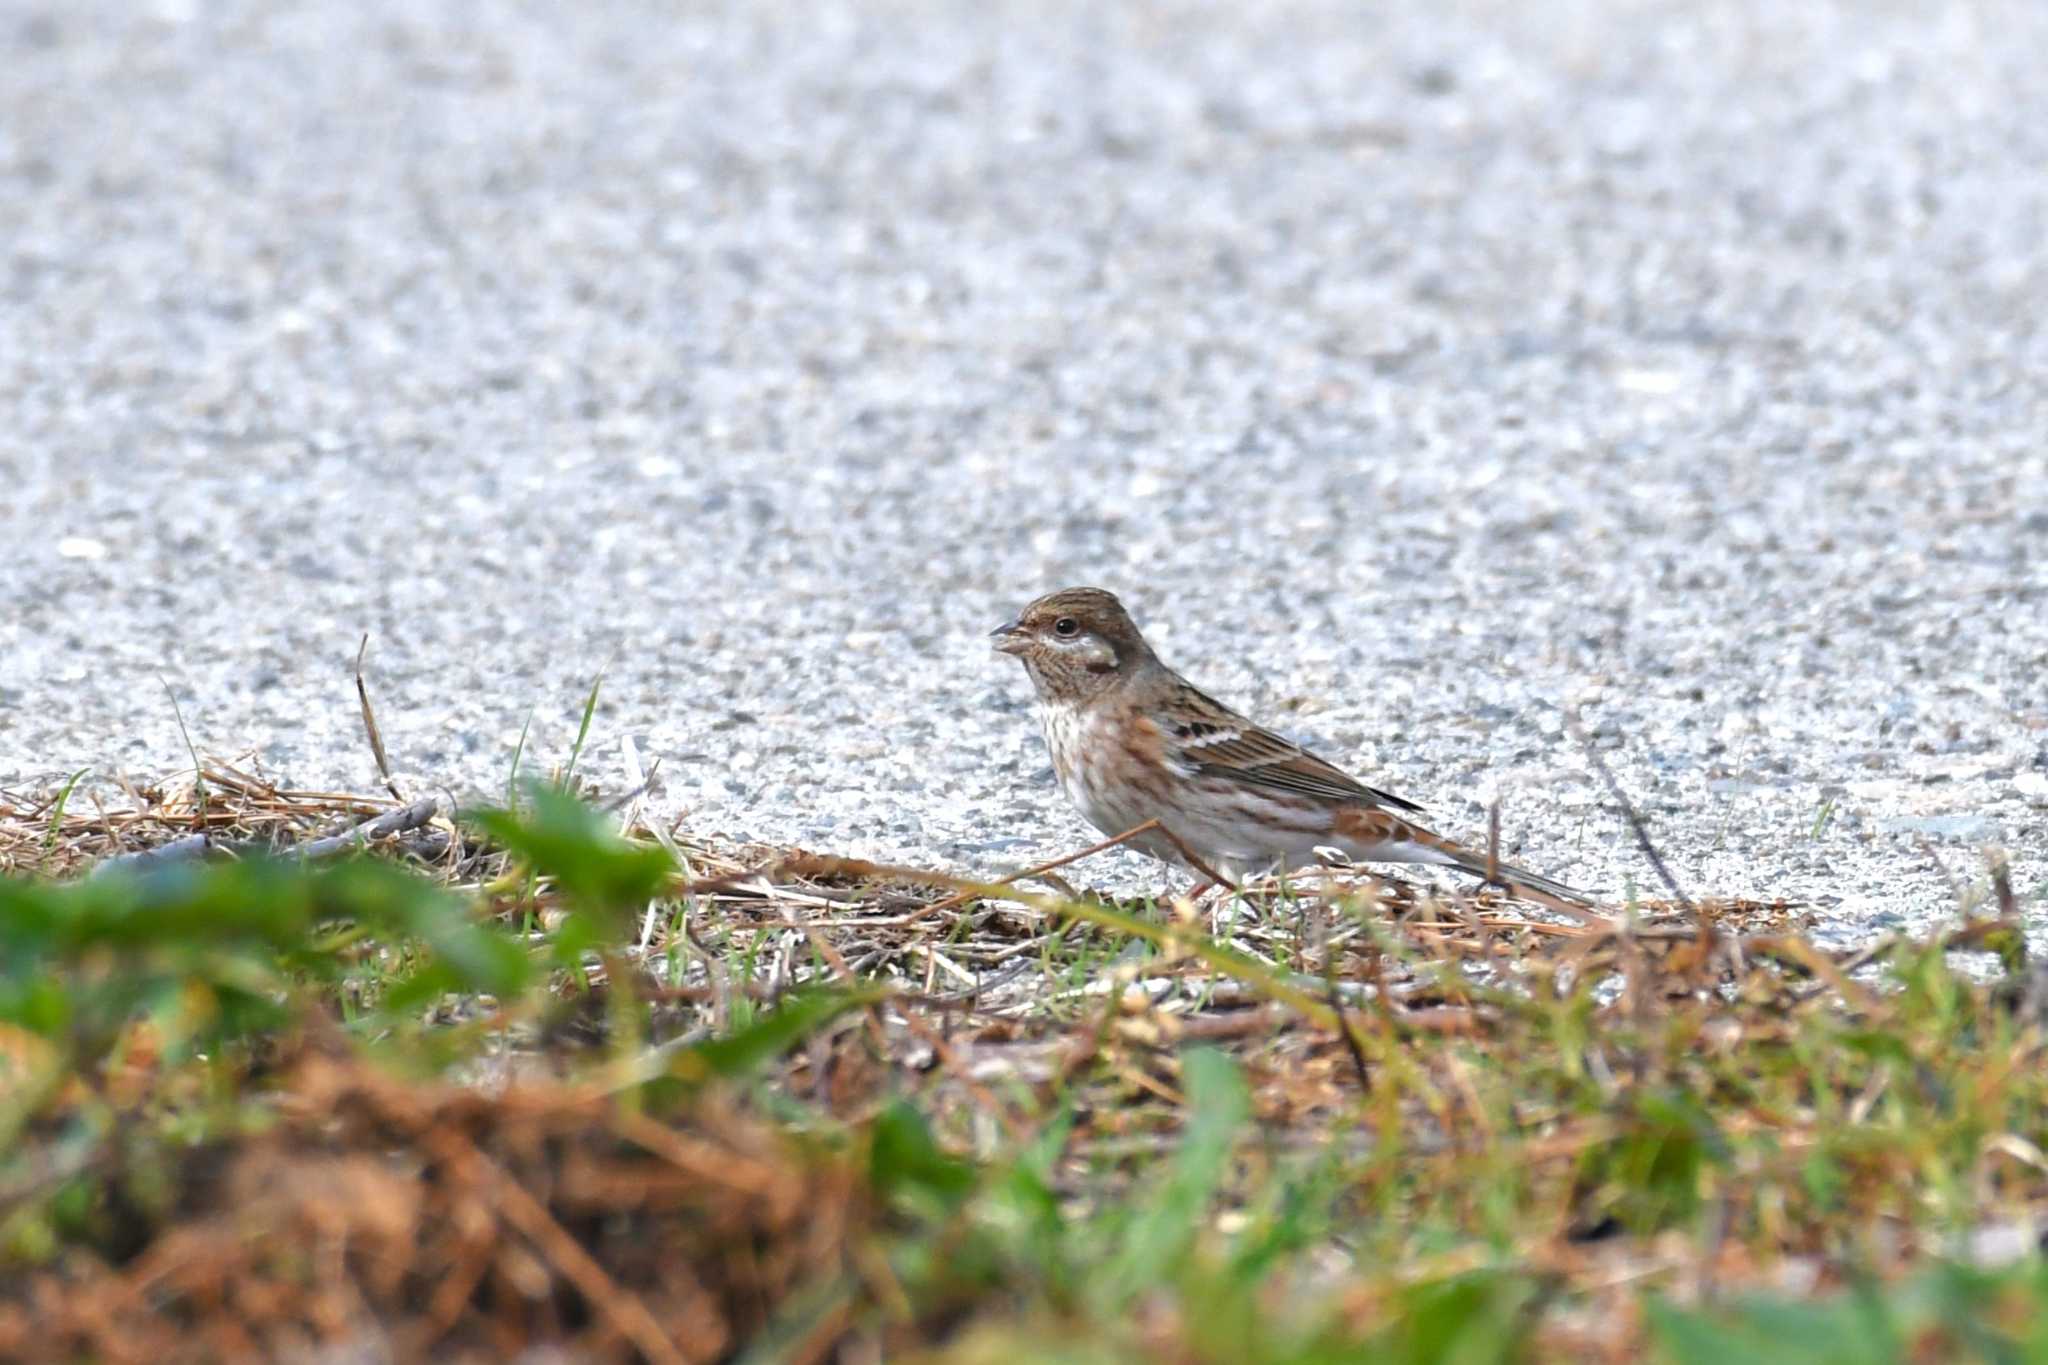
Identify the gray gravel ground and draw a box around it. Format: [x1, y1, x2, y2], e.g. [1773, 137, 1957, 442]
[3, 0, 2044, 941]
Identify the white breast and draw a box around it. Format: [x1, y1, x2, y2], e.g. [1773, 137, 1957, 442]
[1036, 703, 1122, 832]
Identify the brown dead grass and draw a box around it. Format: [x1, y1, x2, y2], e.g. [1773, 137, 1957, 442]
[1, 763, 2037, 1363]
[0, 1039, 861, 1365]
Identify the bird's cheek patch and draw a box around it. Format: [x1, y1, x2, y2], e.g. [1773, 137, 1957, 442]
[1077, 640, 1118, 672]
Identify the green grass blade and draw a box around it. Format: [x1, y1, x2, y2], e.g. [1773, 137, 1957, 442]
[505, 703, 537, 810]
[37, 768, 90, 875]
[562, 654, 614, 789]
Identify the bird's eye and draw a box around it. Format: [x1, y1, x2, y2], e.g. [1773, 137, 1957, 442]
[1053, 617, 1079, 638]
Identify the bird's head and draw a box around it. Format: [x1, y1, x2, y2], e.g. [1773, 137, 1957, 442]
[990, 586, 1157, 703]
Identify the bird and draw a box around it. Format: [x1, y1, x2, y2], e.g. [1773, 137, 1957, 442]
[989, 585, 1594, 907]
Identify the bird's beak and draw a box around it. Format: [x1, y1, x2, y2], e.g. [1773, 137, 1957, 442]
[989, 619, 1029, 655]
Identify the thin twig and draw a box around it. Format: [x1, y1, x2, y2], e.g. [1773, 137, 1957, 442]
[1320, 910, 1372, 1095]
[914, 818, 1184, 920]
[1989, 846, 2019, 921]
[1565, 707, 1696, 919]
[1485, 798, 1502, 887]
[1917, 836, 1963, 909]
[159, 676, 208, 822]
[355, 634, 404, 801]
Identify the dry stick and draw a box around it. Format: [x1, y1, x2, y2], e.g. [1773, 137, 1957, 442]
[416, 1232, 497, 1354]
[354, 633, 404, 802]
[87, 789, 119, 865]
[111, 767, 148, 811]
[425, 1127, 696, 1365]
[1916, 836, 1964, 910]
[92, 833, 211, 876]
[792, 918, 896, 1062]
[926, 957, 1033, 1006]
[608, 1111, 792, 1202]
[1485, 798, 1502, 887]
[1989, 847, 2022, 926]
[1748, 936, 1879, 1012]
[1462, 801, 1505, 959]
[198, 762, 279, 799]
[603, 771, 664, 821]
[291, 795, 440, 860]
[912, 817, 1208, 921]
[159, 675, 209, 823]
[1322, 938, 1373, 1095]
[1942, 918, 2022, 960]
[103, 797, 443, 870]
[1565, 707, 1697, 921]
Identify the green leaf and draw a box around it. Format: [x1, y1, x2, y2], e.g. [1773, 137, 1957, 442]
[870, 1100, 976, 1208]
[1376, 1271, 1547, 1365]
[470, 784, 674, 918]
[668, 987, 880, 1084]
[0, 853, 535, 1068]
[0, 975, 70, 1036]
[1646, 1289, 1903, 1365]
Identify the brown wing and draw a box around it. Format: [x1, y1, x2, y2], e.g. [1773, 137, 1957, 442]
[1154, 681, 1426, 814]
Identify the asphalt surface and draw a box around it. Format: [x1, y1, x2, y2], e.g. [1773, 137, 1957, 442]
[3, 0, 2044, 940]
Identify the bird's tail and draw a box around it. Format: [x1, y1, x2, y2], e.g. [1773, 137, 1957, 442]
[1427, 834, 1599, 913]
[1331, 806, 1601, 915]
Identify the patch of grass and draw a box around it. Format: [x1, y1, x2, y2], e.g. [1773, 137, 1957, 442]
[0, 761, 2044, 1362]
[35, 767, 88, 877]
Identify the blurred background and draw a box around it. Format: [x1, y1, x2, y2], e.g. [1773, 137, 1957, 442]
[1, 0, 2042, 937]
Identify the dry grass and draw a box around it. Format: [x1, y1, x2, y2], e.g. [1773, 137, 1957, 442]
[1, 760, 2042, 1362]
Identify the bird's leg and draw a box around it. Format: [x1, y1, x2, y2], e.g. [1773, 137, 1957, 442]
[1146, 824, 1233, 896]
